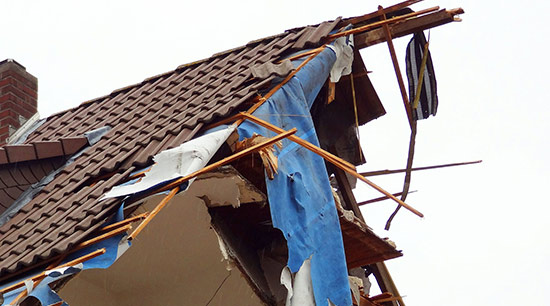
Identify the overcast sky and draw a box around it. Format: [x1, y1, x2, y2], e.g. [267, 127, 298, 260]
[2, 1, 549, 305]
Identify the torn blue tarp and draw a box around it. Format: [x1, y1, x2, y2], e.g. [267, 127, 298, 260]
[1, 204, 130, 306]
[238, 47, 352, 306]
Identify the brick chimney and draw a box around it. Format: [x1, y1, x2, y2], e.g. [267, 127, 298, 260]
[0, 59, 38, 144]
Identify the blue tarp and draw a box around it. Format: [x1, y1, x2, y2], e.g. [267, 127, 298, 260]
[238, 47, 352, 306]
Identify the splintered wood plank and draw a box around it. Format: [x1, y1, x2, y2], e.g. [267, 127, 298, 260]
[355, 9, 464, 49]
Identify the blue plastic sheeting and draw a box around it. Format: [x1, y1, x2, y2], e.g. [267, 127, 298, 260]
[238, 48, 352, 306]
[1, 204, 130, 306]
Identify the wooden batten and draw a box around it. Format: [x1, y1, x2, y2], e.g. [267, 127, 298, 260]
[355, 8, 464, 49]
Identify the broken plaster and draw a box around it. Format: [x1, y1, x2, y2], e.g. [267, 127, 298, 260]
[191, 166, 266, 208]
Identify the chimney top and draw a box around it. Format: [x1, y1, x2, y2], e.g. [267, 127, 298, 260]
[0, 59, 38, 145]
[0, 59, 26, 70]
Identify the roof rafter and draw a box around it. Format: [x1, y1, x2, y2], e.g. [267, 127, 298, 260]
[354, 8, 464, 49]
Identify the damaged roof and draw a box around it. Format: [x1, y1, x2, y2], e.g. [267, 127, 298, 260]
[0, 18, 379, 279]
[0, 137, 89, 213]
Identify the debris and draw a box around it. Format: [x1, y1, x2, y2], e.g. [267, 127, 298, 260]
[236, 133, 282, 180]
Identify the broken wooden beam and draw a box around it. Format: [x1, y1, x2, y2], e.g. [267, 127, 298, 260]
[128, 187, 179, 241]
[329, 6, 440, 40]
[358, 190, 417, 206]
[340, 0, 424, 27]
[154, 128, 297, 195]
[360, 160, 482, 177]
[238, 113, 423, 218]
[355, 8, 464, 49]
[98, 213, 148, 233]
[378, 5, 414, 128]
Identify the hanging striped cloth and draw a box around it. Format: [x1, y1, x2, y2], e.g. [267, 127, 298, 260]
[406, 31, 438, 120]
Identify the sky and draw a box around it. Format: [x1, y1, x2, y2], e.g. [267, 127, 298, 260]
[2, 0, 549, 305]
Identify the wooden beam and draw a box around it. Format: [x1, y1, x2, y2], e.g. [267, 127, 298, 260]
[360, 160, 482, 177]
[358, 190, 417, 206]
[378, 6, 413, 128]
[341, 0, 424, 27]
[240, 112, 356, 170]
[386, 121, 417, 230]
[333, 163, 364, 220]
[1, 248, 106, 298]
[98, 213, 148, 233]
[128, 188, 179, 241]
[146, 128, 297, 196]
[355, 8, 464, 49]
[238, 113, 423, 217]
[73, 224, 132, 251]
[329, 6, 440, 41]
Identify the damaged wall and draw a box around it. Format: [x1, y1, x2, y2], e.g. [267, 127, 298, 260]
[58, 192, 264, 306]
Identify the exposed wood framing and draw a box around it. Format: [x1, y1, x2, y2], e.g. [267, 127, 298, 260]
[341, 0, 423, 27]
[329, 7, 440, 41]
[220, 112, 423, 217]
[354, 8, 464, 49]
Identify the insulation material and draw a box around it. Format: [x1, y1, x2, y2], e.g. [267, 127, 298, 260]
[103, 125, 235, 199]
[327, 34, 354, 82]
[281, 258, 315, 306]
[1, 205, 130, 306]
[348, 276, 363, 306]
[238, 47, 352, 306]
[349, 267, 371, 297]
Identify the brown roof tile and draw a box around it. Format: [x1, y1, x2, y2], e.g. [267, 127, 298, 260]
[0, 157, 67, 215]
[4, 145, 37, 163]
[0, 19, 343, 279]
[0, 137, 89, 216]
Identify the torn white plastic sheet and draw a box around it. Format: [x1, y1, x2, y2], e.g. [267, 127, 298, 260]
[348, 276, 363, 306]
[281, 258, 315, 306]
[103, 125, 235, 199]
[349, 267, 371, 297]
[327, 34, 354, 83]
[45, 264, 83, 278]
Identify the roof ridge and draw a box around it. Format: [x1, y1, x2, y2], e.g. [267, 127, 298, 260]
[41, 17, 343, 122]
[45, 32, 295, 122]
[0, 137, 89, 165]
